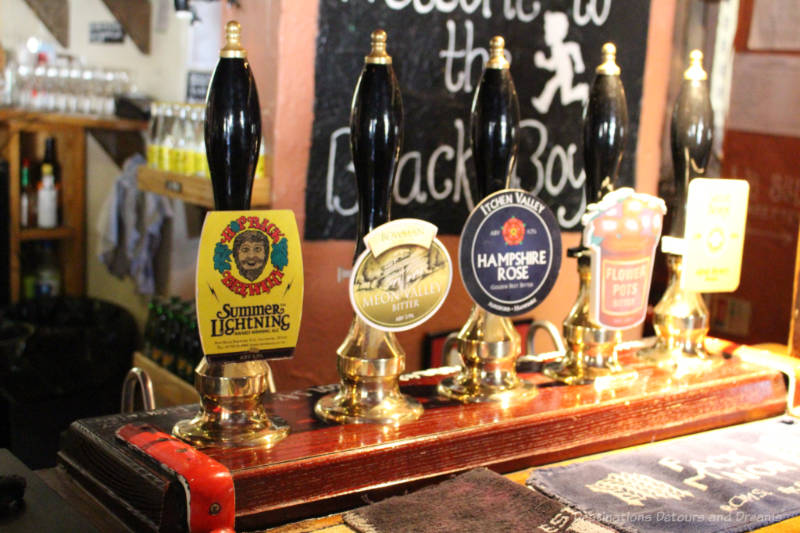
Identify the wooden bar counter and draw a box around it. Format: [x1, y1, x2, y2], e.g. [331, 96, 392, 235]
[53, 341, 798, 532]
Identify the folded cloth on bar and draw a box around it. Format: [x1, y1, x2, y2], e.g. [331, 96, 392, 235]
[343, 467, 615, 533]
[527, 416, 800, 533]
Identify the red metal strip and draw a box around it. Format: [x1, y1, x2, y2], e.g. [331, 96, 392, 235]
[116, 423, 235, 533]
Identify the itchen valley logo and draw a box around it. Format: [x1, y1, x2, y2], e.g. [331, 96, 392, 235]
[213, 215, 289, 297]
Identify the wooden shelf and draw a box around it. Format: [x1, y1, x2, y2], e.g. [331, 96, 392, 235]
[20, 226, 76, 241]
[0, 108, 147, 132]
[137, 167, 271, 208]
[1, 109, 147, 302]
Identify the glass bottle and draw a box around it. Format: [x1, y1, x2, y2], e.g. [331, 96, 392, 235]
[35, 241, 61, 297]
[158, 103, 176, 172]
[3, 51, 18, 106]
[32, 54, 47, 111]
[143, 296, 161, 359]
[21, 244, 37, 299]
[255, 136, 265, 180]
[190, 105, 207, 177]
[43, 137, 60, 185]
[19, 159, 35, 228]
[169, 104, 189, 175]
[150, 298, 167, 365]
[36, 163, 58, 228]
[146, 102, 161, 169]
[181, 105, 197, 176]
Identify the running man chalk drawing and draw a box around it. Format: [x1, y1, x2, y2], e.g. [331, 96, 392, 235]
[532, 11, 589, 114]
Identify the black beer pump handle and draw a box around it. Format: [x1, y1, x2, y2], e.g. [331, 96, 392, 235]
[205, 21, 262, 211]
[350, 30, 404, 261]
[470, 36, 520, 200]
[568, 43, 628, 259]
[669, 50, 714, 238]
[582, 43, 628, 206]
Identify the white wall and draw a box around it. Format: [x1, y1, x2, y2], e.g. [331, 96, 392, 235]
[1, 0, 191, 100]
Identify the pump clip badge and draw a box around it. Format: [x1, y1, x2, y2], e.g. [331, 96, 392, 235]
[583, 188, 665, 329]
[196, 210, 303, 361]
[350, 219, 452, 331]
[459, 189, 562, 316]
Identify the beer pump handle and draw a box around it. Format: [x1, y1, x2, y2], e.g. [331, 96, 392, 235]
[569, 43, 628, 258]
[350, 30, 404, 261]
[205, 21, 261, 211]
[582, 43, 628, 206]
[470, 36, 520, 200]
[669, 50, 714, 238]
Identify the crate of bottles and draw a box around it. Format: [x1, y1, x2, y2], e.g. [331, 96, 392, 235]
[142, 296, 203, 384]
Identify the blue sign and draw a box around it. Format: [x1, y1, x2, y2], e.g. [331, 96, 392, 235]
[459, 189, 562, 316]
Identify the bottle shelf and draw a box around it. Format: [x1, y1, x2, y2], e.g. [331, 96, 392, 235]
[19, 227, 76, 241]
[137, 167, 271, 208]
[0, 109, 139, 302]
[0, 108, 147, 132]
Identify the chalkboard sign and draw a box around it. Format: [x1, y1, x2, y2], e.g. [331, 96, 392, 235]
[305, 0, 650, 240]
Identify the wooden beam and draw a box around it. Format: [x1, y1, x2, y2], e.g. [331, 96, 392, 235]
[99, 0, 151, 54]
[22, 0, 69, 48]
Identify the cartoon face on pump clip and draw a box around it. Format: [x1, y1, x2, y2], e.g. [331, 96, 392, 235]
[233, 230, 269, 281]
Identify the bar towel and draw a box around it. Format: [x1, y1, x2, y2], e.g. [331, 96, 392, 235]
[527, 416, 800, 533]
[344, 467, 615, 533]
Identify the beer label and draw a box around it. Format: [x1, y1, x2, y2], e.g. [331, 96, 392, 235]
[459, 189, 562, 316]
[583, 188, 665, 329]
[682, 178, 749, 292]
[195, 210, 303, 361]
[350, 219, 452, 331]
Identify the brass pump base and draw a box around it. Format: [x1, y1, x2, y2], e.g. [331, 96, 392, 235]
[542, 254, 632, 386]
[173, 358, 289, 449]
[543, 327, 626, 386]
[315, 317, 423, 425]
[639, 253, 719, 375]
[438, 305, 536, 403]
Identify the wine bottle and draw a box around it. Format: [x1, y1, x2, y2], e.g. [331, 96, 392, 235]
[582, 43, 628, 206]
[205, 21, 261, 211]
[349, 29, 403, 262]
[42, 137, 60, 185]
[470, 36, 519, 199]
[669, 50, 713, 238]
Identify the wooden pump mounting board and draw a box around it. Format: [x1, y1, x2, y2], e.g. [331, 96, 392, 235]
[59, 348, 788, 531]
